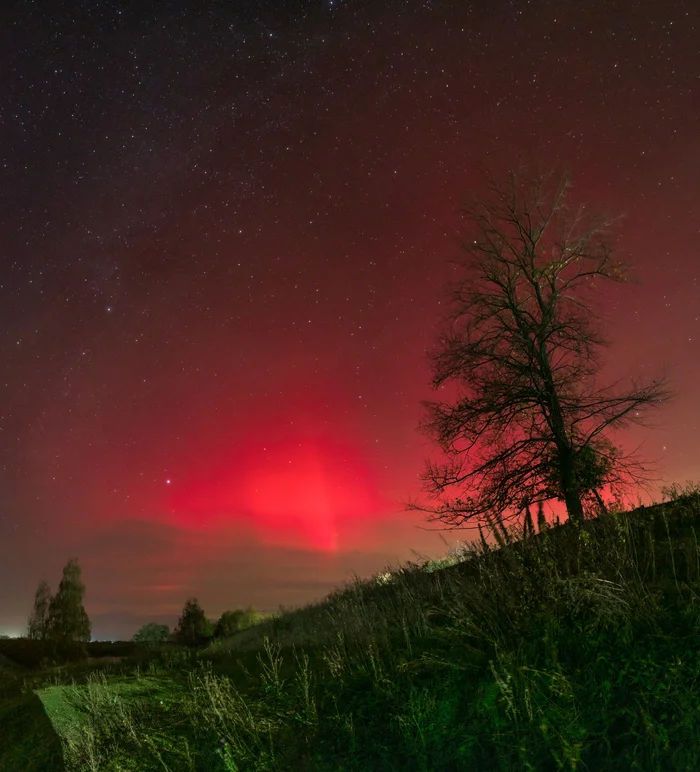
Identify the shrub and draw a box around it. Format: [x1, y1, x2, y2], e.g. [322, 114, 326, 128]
[215, 607, 263, 637]
[132, 623, 170, 645]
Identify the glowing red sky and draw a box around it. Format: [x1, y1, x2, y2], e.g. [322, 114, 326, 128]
[1, 0, 698, 638]
[161, 397, 388, 552]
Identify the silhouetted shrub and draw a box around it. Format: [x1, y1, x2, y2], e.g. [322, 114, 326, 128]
[133, 623, 170, 645]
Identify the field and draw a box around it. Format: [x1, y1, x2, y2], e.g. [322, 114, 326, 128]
[3, 490, 700, 770]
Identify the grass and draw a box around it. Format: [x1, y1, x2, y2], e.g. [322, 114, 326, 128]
[4, 487, 700, 770]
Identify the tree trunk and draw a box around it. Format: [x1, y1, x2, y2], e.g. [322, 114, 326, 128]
[536, 347, 586, 526]
[560, 447, 585, 526]
[593, 488, 608, 517]
[563, 487, 585, 526]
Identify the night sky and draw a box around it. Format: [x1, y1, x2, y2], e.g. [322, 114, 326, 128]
[1, 0, 698, 639]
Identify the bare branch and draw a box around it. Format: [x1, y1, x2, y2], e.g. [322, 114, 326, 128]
[414, 167, 673, 532]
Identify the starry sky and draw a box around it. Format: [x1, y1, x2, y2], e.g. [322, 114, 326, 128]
[1, 0, 698, 639]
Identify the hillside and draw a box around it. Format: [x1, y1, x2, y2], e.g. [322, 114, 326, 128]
[2, 492, 700, 770]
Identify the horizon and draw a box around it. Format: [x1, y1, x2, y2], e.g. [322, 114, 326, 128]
[2, 489, 670, 641]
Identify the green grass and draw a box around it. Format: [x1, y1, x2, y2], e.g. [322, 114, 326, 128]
[4, 489, 700, 770]
[0, 689, 66, 771]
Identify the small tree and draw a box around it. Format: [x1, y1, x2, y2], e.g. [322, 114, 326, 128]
[214, 606, 261, 638]
[27, 579, 52, 640]
[414, 168, 672, 532]
[132, 622, 170, 644]
[46, 558, 91, 642]
[173, 598, 212, 647]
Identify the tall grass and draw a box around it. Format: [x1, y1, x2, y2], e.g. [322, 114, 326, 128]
[30, 490, 700, 769]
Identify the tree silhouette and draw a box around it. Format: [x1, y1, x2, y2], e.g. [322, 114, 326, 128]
[133, 622, 170, 644]
[46, 558, 91, 642]
[413, 168, 672, 531]
[173, 598, 212, 646]
[27, 579, 52, 640]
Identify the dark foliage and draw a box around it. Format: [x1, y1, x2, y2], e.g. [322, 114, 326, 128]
[133, 623, 170, 644]
[214, 607, 261, 637]
[172, 598, 213, 647]
[45, 558, 91, 643]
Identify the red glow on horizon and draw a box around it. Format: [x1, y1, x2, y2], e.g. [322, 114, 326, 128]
[163, 429, 388, 552]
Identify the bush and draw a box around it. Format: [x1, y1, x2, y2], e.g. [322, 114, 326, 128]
[132, 623, 170, 645]
[214, 607, 263, 638]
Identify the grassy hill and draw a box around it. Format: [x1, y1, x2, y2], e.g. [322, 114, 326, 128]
[3, 491, 700, 770]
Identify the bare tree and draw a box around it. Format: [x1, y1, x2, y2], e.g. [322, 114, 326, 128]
[413, 168, 672, 531]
